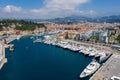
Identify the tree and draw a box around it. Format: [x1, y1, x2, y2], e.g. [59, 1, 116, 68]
[89, 36, 99, 42]
[0, 19, 46, 31]
[0, 25, 3, 31]
[116, 35, 120, 43]
[65, 32, 69, 39]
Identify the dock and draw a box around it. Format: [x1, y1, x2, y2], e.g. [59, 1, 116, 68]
[0, 58, 7, 70]
[33, 39, 43, 43]
[0, 35, 18, 70]
[90, 54, 120, 80]
[0, 44, 7, 70]
[6, 35, 18, 44]
[0, 35, 18, 44]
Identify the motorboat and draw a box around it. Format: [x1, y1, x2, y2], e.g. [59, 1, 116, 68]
[80, 60, 100, 78]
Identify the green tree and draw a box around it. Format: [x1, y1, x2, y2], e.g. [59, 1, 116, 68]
[89, 36, 99, 42]
[116, 35, 120, 43]
[0, 19, 46, 31]
[65, 32, 69, 39]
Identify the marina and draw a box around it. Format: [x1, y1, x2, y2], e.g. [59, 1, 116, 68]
[0, 34, 119, 80]
[0, 36, 93, 80]
[0, 0, 120, 79]
[35, 35, 112, 62]
[33, 34, 113, 79]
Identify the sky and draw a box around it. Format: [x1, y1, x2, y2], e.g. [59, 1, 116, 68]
[0, 0, 120, 19]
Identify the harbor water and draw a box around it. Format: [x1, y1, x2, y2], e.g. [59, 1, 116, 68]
[0, 36, 93, 80]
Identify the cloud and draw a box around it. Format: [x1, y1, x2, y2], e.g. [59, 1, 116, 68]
[30, 0, 91, 18]
[3, 5, 22, 13]
[0, 0, 96, 19]
[44, 0, 90, 10]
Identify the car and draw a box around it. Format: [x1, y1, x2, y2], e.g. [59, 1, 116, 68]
[110, 76, 120, 80]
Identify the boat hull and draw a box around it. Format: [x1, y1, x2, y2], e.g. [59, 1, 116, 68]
[80, 61, 100, 78]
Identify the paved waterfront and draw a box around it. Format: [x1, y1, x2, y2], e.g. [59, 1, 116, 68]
[65, 39, 112, 51]
[0, 35, 17, 44]
[90, 54, 120, 80]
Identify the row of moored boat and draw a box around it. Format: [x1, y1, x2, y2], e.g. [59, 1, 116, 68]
[34, 35, 112, 78]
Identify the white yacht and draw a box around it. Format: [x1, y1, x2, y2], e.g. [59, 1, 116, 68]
[80, 60, 100, 78]
[71, 46, 80, 52]
[110, 76, 120, 80]
[63, 44, 69, 49]
[99, 53, 111, 63]
[80, 48, 89, 55]
[16, 35, 21, 40]
[84, 50, 90, 55]
[89, 51, 97, 57]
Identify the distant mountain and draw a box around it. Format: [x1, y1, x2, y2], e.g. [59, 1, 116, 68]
[40, 16, 95, 24]
[97, 15, 120, 23]
[27, 15, 120, 24]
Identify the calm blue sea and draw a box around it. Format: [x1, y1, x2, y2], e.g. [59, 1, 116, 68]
[0, 36, 93, 80]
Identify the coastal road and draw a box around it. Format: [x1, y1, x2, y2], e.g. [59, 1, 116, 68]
[65, 39, 112, 52]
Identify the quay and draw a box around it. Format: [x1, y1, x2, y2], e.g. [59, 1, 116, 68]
[0, 58, 7, 70]
[0, 35, 18, 44]
[90, 53, 120, 80]
[0, 44, 7, 70]
[0, 34, 21, 70]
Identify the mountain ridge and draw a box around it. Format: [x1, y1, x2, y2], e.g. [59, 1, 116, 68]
[32, 15, 120, 24]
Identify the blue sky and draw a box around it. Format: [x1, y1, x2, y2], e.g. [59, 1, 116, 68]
[0, 0, 120, 19]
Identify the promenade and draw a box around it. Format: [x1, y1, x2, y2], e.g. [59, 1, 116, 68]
[65, 39, 112, 51]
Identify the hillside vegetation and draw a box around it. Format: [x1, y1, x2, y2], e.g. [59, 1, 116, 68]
[0, 20, 46, 31]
